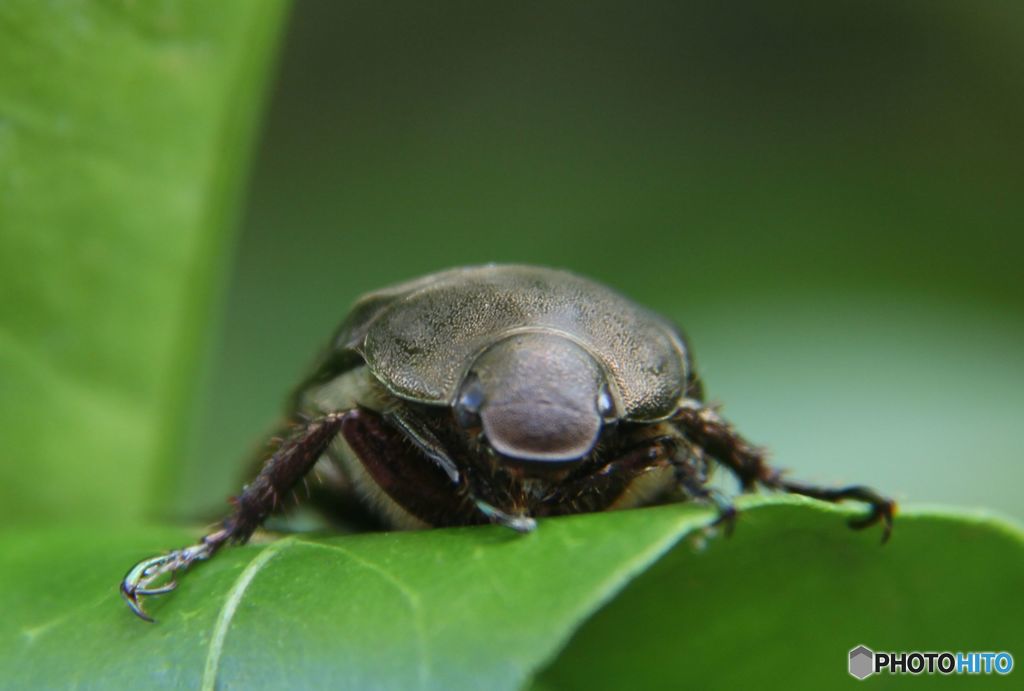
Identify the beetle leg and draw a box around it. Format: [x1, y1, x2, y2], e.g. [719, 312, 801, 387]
[673, 401, 895, 543]
[764, 478, 895, 542]
[120, 530, 226, 622]
[120, 411, 348, 622]
[339, 408, 535, 532]
[666, 438, 737, 535]
[384, 409, 461, 483]
[473, 498, 537, 532]
[679, 480, 738, 537]
[339, 408, 485, 528]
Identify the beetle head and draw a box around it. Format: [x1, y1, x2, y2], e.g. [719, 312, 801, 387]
[455, 331, 616, 463]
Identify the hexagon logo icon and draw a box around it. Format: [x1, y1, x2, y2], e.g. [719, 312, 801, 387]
[849, 645, 874, 679]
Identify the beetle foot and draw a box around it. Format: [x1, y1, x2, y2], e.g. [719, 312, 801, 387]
[672, 461, 737, 537]
[774, 479, 896, 544]
[474, 499, 537, 533]
[708, 495, 738, 538]
[844, 488, 897, 544]
[691, 487, 737, 538]
[120, 531, 225, 622]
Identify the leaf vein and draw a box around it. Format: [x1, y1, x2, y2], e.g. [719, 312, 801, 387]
[200, 536, 297, 691]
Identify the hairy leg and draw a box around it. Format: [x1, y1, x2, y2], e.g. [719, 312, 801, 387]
[673, 401, 895, 542]
[120, 412, 348, 621]
[668, 440, 737, 535]
[542, 428, 733, 531]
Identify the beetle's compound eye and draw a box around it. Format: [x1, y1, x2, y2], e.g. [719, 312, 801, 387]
[468, 332, 606, 462]
[455, 373, 485, 428]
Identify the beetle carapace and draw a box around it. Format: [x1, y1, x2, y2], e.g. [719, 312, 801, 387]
[121, 265, 894, 621]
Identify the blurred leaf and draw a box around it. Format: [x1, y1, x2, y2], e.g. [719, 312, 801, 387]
[1, 498, 1020, 690]
[0, 0, 288, 522]
[535, 500, 1024, 690]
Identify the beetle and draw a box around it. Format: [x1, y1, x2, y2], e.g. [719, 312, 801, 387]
[121, 264, 894, 621]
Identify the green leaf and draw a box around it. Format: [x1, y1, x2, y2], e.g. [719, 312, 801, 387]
[1, 498, 1020, 690]
[0, 0, 288, 523]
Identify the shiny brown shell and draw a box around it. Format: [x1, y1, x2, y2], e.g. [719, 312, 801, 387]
[330, 264, 691, 422]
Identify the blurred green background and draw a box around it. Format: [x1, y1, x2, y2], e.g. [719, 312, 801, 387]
[169, 0, 1024, 522]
